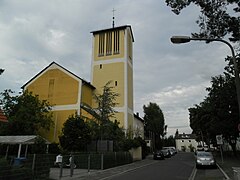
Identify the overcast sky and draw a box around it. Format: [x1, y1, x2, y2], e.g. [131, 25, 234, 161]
[0, 0, 231, 136]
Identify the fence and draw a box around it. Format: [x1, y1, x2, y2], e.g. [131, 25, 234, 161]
[0, 152, 133, 180]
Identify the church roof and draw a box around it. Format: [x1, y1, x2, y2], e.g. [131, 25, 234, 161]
[21, 61, 95, 90]
[0, 109, 8, 123]
[91, 25, 134, 42]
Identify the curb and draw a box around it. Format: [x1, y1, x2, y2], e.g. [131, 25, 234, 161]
[217, 163, 231, 180]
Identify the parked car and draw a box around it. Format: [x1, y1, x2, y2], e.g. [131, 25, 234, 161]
[153, 150, 165, 160]
[163, 147, 177, 155]
[161, 149, 171, 158]
[204, 145, 209, 151]
[195, 151, 217, 169]
[197, 145, 204, 151]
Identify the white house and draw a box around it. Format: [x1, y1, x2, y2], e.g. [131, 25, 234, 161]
[175, 133, 198, 152]
[133, 113, 144, 138]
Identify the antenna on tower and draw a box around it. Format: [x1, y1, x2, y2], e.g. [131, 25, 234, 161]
[112, 8, 116, 28]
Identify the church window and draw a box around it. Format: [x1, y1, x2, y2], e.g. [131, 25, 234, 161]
[106, 32, 112, 55]
[114, 30, 119, 54]
[98, 33, 105, 56]
[48, 79, 55, 98]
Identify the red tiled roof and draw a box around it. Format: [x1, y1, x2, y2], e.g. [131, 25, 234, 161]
[0, 109, 8, 123]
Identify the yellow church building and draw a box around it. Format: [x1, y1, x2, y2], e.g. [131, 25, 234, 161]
[22, 25, 135, 143]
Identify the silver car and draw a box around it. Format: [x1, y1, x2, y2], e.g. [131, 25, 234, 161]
[196, 151, 217, 168]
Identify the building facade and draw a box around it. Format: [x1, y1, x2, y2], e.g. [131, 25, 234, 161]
[91, 25, 134, 133]
[22, 25, 135, 142]
[175, 133, 198, 152]
[22, 62, 95, 142]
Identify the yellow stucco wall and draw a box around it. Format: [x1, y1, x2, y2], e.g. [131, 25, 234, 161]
[26, 67, 96, 143]
[127, 64, 133, 109]
[40, 110, 76, 142]
[82, 84, 93, 105]
[113, 112, 125, 128]
[27, 69, 79, 106]
[92, 62, 124, 107]
[81, 84, 94, 120]
[128, 113, 134, 132]
[127, 31, 133, 63]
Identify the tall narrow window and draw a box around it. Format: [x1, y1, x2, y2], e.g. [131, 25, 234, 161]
[114, 30, 119, 54]
[115, 81, 118, 86]
[100, 64, 102, 69]
[106, 32, 112, 55]
[48, 79, 55, 98]
[98, 33, 105, 56]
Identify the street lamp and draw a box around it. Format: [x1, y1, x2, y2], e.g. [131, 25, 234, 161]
[170, 36, 240, 123]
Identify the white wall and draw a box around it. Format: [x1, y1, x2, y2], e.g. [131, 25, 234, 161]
[176, 139, 198, 152]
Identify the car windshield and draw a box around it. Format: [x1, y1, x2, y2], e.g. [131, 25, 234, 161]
[197, 152, 212, 157]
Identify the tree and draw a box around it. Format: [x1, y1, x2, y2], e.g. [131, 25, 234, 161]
[82, 81, 130, 151]
[94, 81, 119, 125]
[143, 102, 166, 150]
[163, 135, 176, 147]
[165, 0, 240, 40]
[59, 113, 91, 152]
[0, 89, 53, 135]
[189, 72, 239, 152]
[81, 81, 120, 140]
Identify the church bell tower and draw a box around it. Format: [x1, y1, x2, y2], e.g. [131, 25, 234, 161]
[90, 25, 134, 133]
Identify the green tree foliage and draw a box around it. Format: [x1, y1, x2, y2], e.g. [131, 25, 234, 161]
[94, 81, 119, 124]
[81, 81, 123, 141]
[0, 89, 53, 135]
[163, 135, 176, 147]
[165, 0, 240, 39]
[189, 72, 239, 148]
[59, 113, 91, 152]
[143, 102, 166, 150]
[30, 136, 48, 154]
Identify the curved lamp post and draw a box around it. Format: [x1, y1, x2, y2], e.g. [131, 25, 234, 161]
[170, 36, 240, 124]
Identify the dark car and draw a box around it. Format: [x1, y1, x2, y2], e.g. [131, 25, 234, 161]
[153, 150, 165, 160]
[161, 149, 171, 158]
[196, 151, 217, 169]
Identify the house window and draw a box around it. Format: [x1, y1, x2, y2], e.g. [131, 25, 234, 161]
[182, 140, 184, 142]
[189, 140, 191, 142]
[100, 64, 102, 69]
[106, 32, 112, 55]
[115, 81, 118, 86]
[114, 30, 119, 54]
[98, 33, 105, 56]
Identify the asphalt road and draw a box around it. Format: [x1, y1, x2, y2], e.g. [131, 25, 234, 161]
[194, 166, 225, 180]
[108, 152, 195, 180]
[50, 152, 227, 180]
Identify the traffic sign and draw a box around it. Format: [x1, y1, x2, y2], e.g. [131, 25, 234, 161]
[216, 135, 223, 145]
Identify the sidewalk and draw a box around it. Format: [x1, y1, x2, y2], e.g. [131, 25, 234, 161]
[216, 154, 240, 180]
[52, 156, 156, 180]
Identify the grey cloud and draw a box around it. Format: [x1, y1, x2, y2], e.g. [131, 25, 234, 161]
[0, 0, 229, 136]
